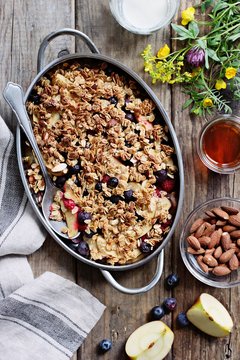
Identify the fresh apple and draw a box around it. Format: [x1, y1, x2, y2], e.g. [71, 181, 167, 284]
[186, 293, 233, 337]
[125, 321, 174, 360]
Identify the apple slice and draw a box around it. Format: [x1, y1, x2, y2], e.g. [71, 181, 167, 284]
[125, 321, 174, 360]
[186, 293, 233, 337]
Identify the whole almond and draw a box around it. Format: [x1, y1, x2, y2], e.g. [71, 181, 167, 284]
[221, 206, 239, 215]
[208, 229, 222, 249]
[203, 223, 215, 236]
[221, 232, 232, 251]
[237, 239, 240, 247]
[219, 249, 235, 263]
[212, 266, 231, 276]
[223, 225, 237, 232]
[229, 230, 240, 239]
[198, 236, 211, 248]
[216, 220, 227, 226]
[196, 255, 209, 272]
[202, 254, 218, 267]
[205, 210, 216, 218]
[214, 246, 223, 259]
[237, 252, 240, 260]
[228, 214, 240, 227]
[195, 222, 206, 238]
[212, 207, 229, 220]
[190, 218, 204, 233]
[187, 236, 201, 250]
[229, 243, 237, 251]
[205, 248, 215, 255]
[229, 254, 239, 271]
[187, 247, 205, 255]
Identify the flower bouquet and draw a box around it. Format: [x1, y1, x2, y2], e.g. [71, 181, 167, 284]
[141, 0, 240, 116]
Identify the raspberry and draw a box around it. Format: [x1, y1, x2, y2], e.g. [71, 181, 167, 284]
[161, 178, 175, 193]
[63, 198, 76, 210]
[102, 174, 110, 183]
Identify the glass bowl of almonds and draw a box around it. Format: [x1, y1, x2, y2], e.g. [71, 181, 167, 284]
[180, 198, 240, 288]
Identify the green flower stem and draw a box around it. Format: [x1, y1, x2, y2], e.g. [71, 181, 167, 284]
[206, 21, 240, 39]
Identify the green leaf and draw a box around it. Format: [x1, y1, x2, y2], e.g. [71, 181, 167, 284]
[182, 98, 193, 109]
[206, 48, 220, 62]
[171, 24, 196, 40]
[188, 22, 200, 38]
[213, 2, 229, 15]
[196, 38, 207, 50]
[227, 33, 240, 42]
[205, 51, 209, 69]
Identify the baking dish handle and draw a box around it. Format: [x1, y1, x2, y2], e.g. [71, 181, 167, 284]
[100, 251, 164, 295]
[37, 28, 100, 72]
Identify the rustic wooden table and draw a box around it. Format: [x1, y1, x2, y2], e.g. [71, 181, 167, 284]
[1, 0, 239, 359]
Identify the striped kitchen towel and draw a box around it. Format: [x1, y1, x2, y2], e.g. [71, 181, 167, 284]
[0, 271, 105, 360]
[0, 115, 46, 298]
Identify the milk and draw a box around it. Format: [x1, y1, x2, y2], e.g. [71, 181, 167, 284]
[122, 0, 169, 30]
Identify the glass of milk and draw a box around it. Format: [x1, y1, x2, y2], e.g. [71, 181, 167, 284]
[109, 0, 180, 35]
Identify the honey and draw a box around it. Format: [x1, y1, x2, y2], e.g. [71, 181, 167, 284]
[198, 116, 240, 173]
[202, 120, 240, 166]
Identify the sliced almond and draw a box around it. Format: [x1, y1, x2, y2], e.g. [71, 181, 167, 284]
[228, 214, 240, 227]
[221, 206, 239, 215]
[212, 266, 231, 276]
[211, 207, 229, 220]
[221, 232, 232, 251]
[186, 235, 201, 250]
[229, 254, 239, 270]
[195, 222, 206, 238]
[229, 230, 240, 239]
[51, 163, 68, 175]
[202, 254, 218, 267]
[219, 249, 235, 263]
[190, 218, 204, 233]
[213, 246, 223, 259]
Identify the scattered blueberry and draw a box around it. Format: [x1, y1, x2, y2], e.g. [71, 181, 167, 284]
[107, 177, 119, 188]
[29, 90, 41, 104]
[109, 96, 118, 106]
[125, 111, 135, 122]
[177, 312, 190, 327]
[83, 190, 89, 196]
[98, 339, 112, 353]
[123, 159, 134, 167]
[135, 213, 144, 221]
[165, 273, 180, 290]
[124, 189, 136, 202]
[109, 195, 121, 204]
[74, 177, 81, 187]
[154, 169, 168, 185]
[78, 212, 92, 223]
[68, 163, 81, 175]
[140, 241, 152, 253]
[55, 175, 67, 189]
[163, 297, 177, 313]
[95, 182, 103, 191]
[68, 242, 79, 251]
[77, 240, 90, 257]
[150, 306, 166, 320]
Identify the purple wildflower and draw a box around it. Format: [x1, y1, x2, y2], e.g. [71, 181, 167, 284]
[186, 47, 205, 67]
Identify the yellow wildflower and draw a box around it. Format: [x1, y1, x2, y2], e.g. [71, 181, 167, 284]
[181, 7, 195, 26]
[215, 79, 227, 90]
[157, 44, 170, 59]
[225, 67, 237, 79]
[191, 67, 201, 77]
[203, 98, 213, 107]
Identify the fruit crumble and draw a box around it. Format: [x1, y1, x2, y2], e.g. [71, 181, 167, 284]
[26, 61, 178, 265]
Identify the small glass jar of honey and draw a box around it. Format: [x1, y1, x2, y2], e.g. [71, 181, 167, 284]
[197, 114, 240, 174]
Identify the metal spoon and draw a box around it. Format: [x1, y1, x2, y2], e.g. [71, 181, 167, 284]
[3, 82, 80, 239]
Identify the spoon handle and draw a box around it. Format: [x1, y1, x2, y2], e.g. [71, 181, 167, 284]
[3, 82, 50, 184]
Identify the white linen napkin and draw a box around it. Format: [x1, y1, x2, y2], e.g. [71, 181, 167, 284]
[0, 116, 105, 358]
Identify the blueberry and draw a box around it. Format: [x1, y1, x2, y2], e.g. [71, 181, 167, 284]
[68, 164, 81, 175]
[154, 169, 167, 185]
[109, 96, 118, 106]
[29, 90, 41, 104]
[74, 177, 81, 187]
[125, 141, 132, 148]
[165, 273, 180, 290]
[83, 190, 89, 197]
[124, 189, 136, 202]
[95, 182, 103, 191]
[125, 111, 135, 122]
[77, 241, 90, 257]
[123, 159, 134, 167]
[177, 312, 190, 328]
[107, 177, 119, 188]
[140, 241, 152, 253]
[109, 195, 121, 204]
[163, 298, 177, 313]
[55, 175, 67, 189]
[68, 242, 79, 251]
[151, 306, 166, 320]
[98, 339, 112, 353]
[78, 212, 92, 223]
